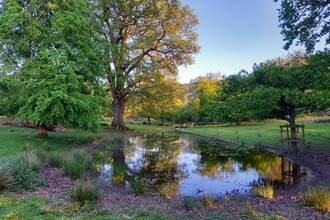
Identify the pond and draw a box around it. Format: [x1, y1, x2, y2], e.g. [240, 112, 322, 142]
[92, 133, 313, 198]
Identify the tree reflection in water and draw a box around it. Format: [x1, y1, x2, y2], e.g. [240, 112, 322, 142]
[93, 134, 313, 197]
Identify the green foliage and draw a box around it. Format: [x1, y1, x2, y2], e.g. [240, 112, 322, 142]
[70, 180, 102, 205]
[93, 0, 200, 129]
[7, 158, 39, 192]
[275, 0, 330, 53]
[301, 187, 330, 212]
[0, 0, 103, 132]
[0, 159, 13, 190]
[130, 177, 144, 195]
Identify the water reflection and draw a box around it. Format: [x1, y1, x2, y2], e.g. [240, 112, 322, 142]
[93, 134, 313, 197]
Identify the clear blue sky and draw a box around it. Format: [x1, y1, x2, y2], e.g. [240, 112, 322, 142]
[177, 0, 322, 83]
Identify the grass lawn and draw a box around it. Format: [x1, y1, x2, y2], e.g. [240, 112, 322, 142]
[183, 119, 330, 152]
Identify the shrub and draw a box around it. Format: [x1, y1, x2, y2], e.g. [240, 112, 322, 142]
[130, 176, 144, 195]
[0, 160, 13, 190]
[63, 150, 92, 179]
[49, 152, 65, 168]
[252, 181, 274, 199]
[301, 187, 330, 212]
[70, 180, 102, 205]
[22, 150, 43, 173]
[7, 158, 39, 192]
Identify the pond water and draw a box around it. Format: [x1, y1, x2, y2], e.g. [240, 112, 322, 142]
[93, 133, 313, 197]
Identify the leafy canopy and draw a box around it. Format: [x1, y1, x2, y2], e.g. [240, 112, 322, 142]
[0, 0, 103, 130]
[275, 0, 330, 53]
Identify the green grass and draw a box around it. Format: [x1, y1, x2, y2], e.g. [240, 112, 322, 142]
[0, 194, 192, 220]
[0, 125, 107, 158]
[183, 119, 330, 152]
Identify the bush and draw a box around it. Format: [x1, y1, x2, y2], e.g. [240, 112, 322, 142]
[0, 160, 13, 190]
[22, 150, 43, 173]
[70, 180, 102, 205]
[301, 187, 330, 212]
[7, 158, 39, 192]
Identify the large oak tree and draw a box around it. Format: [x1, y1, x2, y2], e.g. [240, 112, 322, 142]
[92, 0, 200, 130]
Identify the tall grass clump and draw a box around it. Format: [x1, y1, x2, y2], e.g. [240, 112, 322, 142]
[22, 150, 43, 173]
[130, 176, 144, 195]
[182, 197, 203, 210]
[0, 160, 13, 190]
[4, 157, 39, 192]
[202, 195, 215, 208]
[111, 162, 126, 182]
[49, 152, 65, 168]
[301, 187, 330, 212]
[70, 180, 102, 205]
[63, 150, 92, 179]
[252, 181, 274, 199]
[243, 201, 258, 217]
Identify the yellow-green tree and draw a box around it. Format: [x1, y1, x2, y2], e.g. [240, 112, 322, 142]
[129, 71, 186, 125]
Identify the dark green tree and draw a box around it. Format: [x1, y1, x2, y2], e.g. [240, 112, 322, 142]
[217, 70, 252, 125]
[0, 0, 103, 136]
[247, 51, 330, 154]
[275, 0, 330, 53]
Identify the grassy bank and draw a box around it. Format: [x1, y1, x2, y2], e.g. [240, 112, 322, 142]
[0, 119, 329, 219]
[183, 120, 330, 152]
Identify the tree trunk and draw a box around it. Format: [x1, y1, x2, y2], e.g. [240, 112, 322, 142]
[37, 123, 48, 137]
[161, 111, 164, 126]
[148, 117, 151, 125]
[110, 93, 130, 131]
[236, 117, 241, 125]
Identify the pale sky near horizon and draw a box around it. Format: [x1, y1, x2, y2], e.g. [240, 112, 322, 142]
[177, 0, 326, 83]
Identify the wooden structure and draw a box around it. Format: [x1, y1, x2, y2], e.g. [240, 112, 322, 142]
[280, 124, 305, 155]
